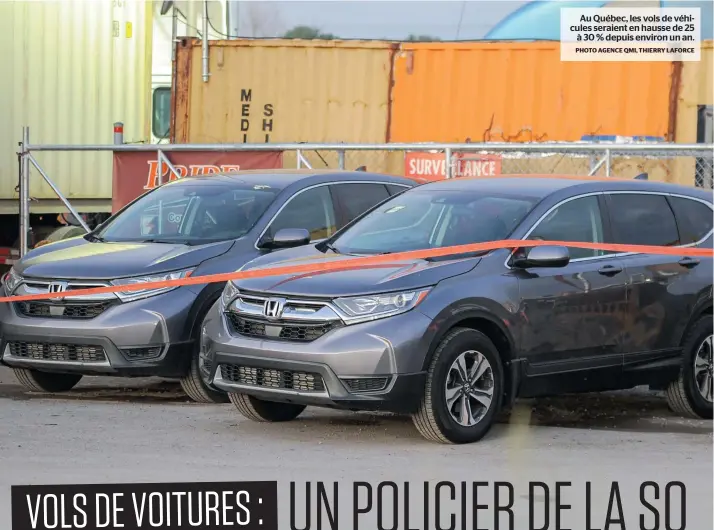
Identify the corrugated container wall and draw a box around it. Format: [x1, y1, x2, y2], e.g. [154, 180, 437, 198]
[172, 39, 399, 173]
[670, 40, 713, 186]
[0, 0, 152, 211]
[389, 42, 674, 143]
[676, 40, 713, 143]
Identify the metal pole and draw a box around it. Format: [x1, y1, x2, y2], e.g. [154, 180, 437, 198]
[444, 147, 453, 179]
[19, 127, 30, 256]
[202, 0, 210, 82]
[158, 150, 181, 181]
[297, 151, 313, 169]
[27, 154, 90, 233]
[605, 148, 612, 177]
[296, 149, 302, 169]
[587, 155, 607, 176]
[337, 150, 346, 170]
[113, 122, 124, 145]
[226, 0, 240, 38]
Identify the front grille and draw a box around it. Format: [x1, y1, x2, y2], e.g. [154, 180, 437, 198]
[225, 313, 343, 342]
[14, 301, 114, 319]
[7, 341, 107, 363]
[121, 346, 163, 361]
[220, 364, 326, 392]
[342, 377, 390, 393]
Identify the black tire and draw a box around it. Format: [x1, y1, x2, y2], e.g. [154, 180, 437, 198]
[412, 327, 504, 444]
[229, 393, 306, 422]
[665, 315, 713, 420]
[179, 311, 230, 403]
[179, 347, 230, 404]
[13, 368, 82, 393]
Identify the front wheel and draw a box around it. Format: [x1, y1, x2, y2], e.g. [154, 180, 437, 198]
[179, 334, 229, 404]
[13, 368, 82, 393]
[229, 393, 306, 422]
[412, 327, 504, 444]
[665, 316, 713, 419]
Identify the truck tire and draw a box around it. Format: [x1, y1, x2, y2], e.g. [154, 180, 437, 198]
[666, 316, 713, 420]
[412, 327, 504, 444]
[13, 368, 82, 393]
[229, 393, 306, 422]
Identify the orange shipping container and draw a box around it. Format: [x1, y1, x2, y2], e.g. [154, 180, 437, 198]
[172, 38, 399, 173]
[389, 42, 675, 143]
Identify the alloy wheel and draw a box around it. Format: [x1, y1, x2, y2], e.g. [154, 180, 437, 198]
[693, 334, 713, 403]
[444, 350, 495, 427]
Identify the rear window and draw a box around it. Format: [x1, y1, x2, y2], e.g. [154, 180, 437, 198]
[607, 194, 680, 247]
[668, 196, 713, 244]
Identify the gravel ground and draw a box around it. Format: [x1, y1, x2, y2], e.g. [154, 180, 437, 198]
[0, 367, 711, 529]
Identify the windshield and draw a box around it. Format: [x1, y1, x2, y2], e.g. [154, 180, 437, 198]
[331, 189, 540, 255]
[94, 181, 278, 244]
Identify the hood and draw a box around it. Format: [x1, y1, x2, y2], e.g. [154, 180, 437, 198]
[15, 236, 235, 280]
[234, 244, 481, 297]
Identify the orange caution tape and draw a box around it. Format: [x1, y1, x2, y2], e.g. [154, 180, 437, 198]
[0, 239, 711, 304]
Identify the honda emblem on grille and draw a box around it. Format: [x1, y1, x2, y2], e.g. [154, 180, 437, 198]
[47, 281, 69, 299]
[263, 298, 286, 320]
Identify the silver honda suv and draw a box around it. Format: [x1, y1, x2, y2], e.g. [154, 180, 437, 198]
[202, 176, 713, 444]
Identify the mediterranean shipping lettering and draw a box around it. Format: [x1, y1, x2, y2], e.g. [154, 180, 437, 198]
[239, 88, 275, 143]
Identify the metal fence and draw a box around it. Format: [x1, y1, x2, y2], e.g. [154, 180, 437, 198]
[17, 126, 714, 257]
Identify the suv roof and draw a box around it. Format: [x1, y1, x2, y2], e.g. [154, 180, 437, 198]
[417, 174, 713, 202]
[172, 169, 415, 191]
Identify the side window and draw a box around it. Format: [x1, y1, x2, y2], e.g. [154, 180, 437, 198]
[607, 194, 680, 247]
[668, 196, 713, 244]
[528, 196, 607, 260]
[386, 184, 410, 196]
[152, 87, 171, 139]
[332, 183, 391, 225]
[268, 186, 336, 241]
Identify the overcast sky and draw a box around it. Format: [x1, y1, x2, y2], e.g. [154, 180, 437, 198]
[233, 1, 530, 40]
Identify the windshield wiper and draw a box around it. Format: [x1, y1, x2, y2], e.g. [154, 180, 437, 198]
[141, 239, 193, 245]
[323, 242, 341, 254]
[84, 234, 106, 243]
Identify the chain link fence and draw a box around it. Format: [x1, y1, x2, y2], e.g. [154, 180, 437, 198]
[294, 145, 713, 188]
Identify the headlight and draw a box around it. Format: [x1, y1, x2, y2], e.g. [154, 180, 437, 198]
[2, 267, 23, 294]
[221, 280, 240, 310]
[110, 268, 194, 302]
[334, 288, 431, 324]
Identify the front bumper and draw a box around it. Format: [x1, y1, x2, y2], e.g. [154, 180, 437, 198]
[204, 303, 433, 414]
[0, 286, 198, 377]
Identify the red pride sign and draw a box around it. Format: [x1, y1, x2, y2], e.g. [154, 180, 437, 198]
[111, 150, 283, 212]
[405, 152, 502, 181]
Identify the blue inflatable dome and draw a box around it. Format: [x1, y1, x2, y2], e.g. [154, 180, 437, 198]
[485, 0, 713, 40]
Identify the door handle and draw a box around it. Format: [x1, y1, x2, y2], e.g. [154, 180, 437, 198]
[678, 257, 700, 269]
[598, 265, 623, 276]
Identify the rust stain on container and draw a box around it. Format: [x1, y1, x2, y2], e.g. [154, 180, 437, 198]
[172, 39, 394, 154]
[389, 41, 674, 143]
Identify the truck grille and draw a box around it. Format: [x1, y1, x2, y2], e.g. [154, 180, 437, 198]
[220, 364, 325, 392]
[7, 341, 107, 363]
[225, 313, 342, 342]
[14, 301, 114, 319]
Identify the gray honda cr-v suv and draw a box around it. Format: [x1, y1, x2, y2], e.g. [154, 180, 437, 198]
[0, 170, 416, 402]
[203, 176, 713, 444]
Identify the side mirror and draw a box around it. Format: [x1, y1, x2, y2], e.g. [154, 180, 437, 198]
[259, 228, 310, 250]
[512, 245, 570, 269]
